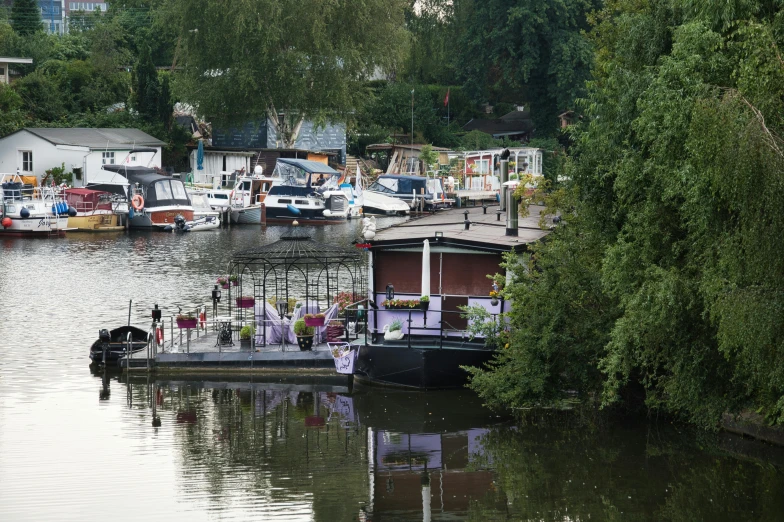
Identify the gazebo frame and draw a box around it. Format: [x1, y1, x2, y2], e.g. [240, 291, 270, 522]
[226, 235, 367, 346]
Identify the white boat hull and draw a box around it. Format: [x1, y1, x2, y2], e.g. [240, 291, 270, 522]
[230, 206, 262, 224]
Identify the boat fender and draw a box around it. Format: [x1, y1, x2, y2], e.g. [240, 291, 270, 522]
[129, 206, 135, 219]
[20, 207, 29, 219]
[323, 209, 332, 217]
[131, 194, 144, 211]
[286, 204, 301, 216]
[199, 311, 206, 329]
[67, 206, 77, 217]
[163, 225, 173, 232]
[1, 217, 11, 228]
[156, 326, 164, 346]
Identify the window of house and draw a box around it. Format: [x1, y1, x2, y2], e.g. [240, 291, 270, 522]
[21, 151, 33, 172]
[102, 152, 115, 165]
[0, 68, 5, 76]
[474, 159, 489, 174]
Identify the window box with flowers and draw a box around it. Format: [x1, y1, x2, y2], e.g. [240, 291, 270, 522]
[236, 296, 255, 308]
[176, 313, 198, 329]
[382, 298, 421, 310]
[304, 313, 326, 327]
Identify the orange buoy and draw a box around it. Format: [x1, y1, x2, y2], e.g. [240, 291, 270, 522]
[1, 217, 11, 228]
[131, 194, 144, 211]
[156, 326, 164, 346]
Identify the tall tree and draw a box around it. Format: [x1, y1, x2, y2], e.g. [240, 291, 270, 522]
[170, 0, 408, 148]
[11, 0, 42, 36]
[133, 44, 161, 122]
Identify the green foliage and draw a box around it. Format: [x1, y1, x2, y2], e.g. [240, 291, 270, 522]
[44, 163, 72, 185]
[11, 0, 42, 36]
[418, 144, 439, 171]
[133, 45, 161, 122]
[293, 319, 314, 337]
[388, 319, 403, 332]
[239, 325, 255, 340]
[456, 0, 599, 134]
[468, 0, 784, 428]
[171, 0, 408, 146]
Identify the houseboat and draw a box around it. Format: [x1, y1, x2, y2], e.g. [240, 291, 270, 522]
[263, 158, 349, 224]
[348, 203, 551, 389]
[63, 188, 125, 231]
[101, 165, 194, 229]
[367, 174, 452, 212]
[0, 174, 71, 237]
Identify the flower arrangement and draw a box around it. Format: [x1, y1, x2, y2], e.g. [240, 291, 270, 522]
[217, 276, 229, 288]
[334, 292, 360, 313]
[176, 312, 197, 329]
[420, 296, 430, 303]
[304, 313, 326, 327]
[489, 290, 499, 298]
[389, 319, 403, 332]
[236, 295, 255, 308]
[382, 298, 421, 309]
[239, 324, 255, 340]
[229, 274, 239, 286]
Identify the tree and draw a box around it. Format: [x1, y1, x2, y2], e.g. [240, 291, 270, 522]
[11, 0, 42, 36]
[133, 44, 161, 122]
[170, 0, 408, 148]
[456, 0, 599, 134]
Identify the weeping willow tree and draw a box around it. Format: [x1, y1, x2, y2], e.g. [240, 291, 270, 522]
[468, 0, 784, 428]
[169, 0, 408, 147]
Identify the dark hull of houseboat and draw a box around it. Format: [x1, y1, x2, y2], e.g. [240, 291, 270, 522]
[264, 205, 347, 225]
[353, 343, 494, 389]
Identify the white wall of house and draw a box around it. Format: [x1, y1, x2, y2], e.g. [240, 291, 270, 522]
[0, 130, 162, 185]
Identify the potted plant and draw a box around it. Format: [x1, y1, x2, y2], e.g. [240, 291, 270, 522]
[176, 312, 198, 329]
[326, 319, 345, 342]
[489, 290, 500, 306]
[217, 276, 229, 289]
[239, 324, 255, 349]
[304, 313, 326, 327]
[236, 295, 255, 308]
[229, 274, 239, 286]
[294, 319, 315, 351]
[419, 295, 430, 311]
[383, 319, 404, 341]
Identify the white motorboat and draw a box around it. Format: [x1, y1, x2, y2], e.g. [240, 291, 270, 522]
[263, 159, 349, 224]
[366, 174, 452, 212]
[0, 174, 71, 237]
[362, 190, 411, 216]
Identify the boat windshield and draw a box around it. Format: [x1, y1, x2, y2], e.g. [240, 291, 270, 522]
[369, 178, 397, 194]
[272, 162, 337, 189]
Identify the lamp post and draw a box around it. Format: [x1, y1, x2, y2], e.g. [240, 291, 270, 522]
[211, 285, 222, 321]
[411, 89, 414, 145]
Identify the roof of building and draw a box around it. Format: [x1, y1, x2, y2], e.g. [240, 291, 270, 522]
[365, 143, 451, 152]
[0, 57, 33, 64]
[462, 110, 535, 137]
[15, 128, 165, 148]
[370, 204, 552, 252]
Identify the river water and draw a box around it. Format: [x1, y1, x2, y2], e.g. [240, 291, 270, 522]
[0, 223, 782, 521]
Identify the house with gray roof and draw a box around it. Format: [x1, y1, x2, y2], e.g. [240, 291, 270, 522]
[0, 128, 165, 186]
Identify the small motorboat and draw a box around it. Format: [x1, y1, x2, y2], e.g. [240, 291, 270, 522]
[89, 326, 150, 365]
[163, 213, 220, 232]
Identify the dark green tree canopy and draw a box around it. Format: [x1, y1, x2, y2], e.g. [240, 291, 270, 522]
[11, 0, 42, 36]
[171, 0, 408, 147]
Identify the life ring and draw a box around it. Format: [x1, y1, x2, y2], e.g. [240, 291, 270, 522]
[131, 194, 144, 211]
[156, 326, 164, 346]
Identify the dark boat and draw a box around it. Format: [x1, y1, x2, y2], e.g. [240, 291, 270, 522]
[89, 326, 149, 365]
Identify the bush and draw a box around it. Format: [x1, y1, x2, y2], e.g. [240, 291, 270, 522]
[239, 324, 255, 340]
[293, 319, 314, 337]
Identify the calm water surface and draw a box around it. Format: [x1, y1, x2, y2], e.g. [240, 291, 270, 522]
[0, 223, 782, 521]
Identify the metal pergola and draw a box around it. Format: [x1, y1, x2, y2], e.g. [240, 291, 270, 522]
[226, 235, 367, 344]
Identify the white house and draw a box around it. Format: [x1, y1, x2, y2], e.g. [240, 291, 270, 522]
[0, 57, 33, 84]
[0, 128, 165, 186]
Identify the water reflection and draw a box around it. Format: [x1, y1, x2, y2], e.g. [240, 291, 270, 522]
[98, 371, 784, 522]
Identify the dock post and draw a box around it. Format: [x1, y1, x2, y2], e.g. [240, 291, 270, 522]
[500, 158, 509, 211]
[261, 203, 266, 226]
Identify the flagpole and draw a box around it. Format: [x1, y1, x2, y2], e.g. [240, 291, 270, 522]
[411, 88, 415, 145]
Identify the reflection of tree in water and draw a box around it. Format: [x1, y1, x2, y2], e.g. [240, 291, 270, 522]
[132, 383, 370, 521]
[466, 409, 784, 522]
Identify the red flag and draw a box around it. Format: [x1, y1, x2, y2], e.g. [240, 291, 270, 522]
[443, 88, 450, 107]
